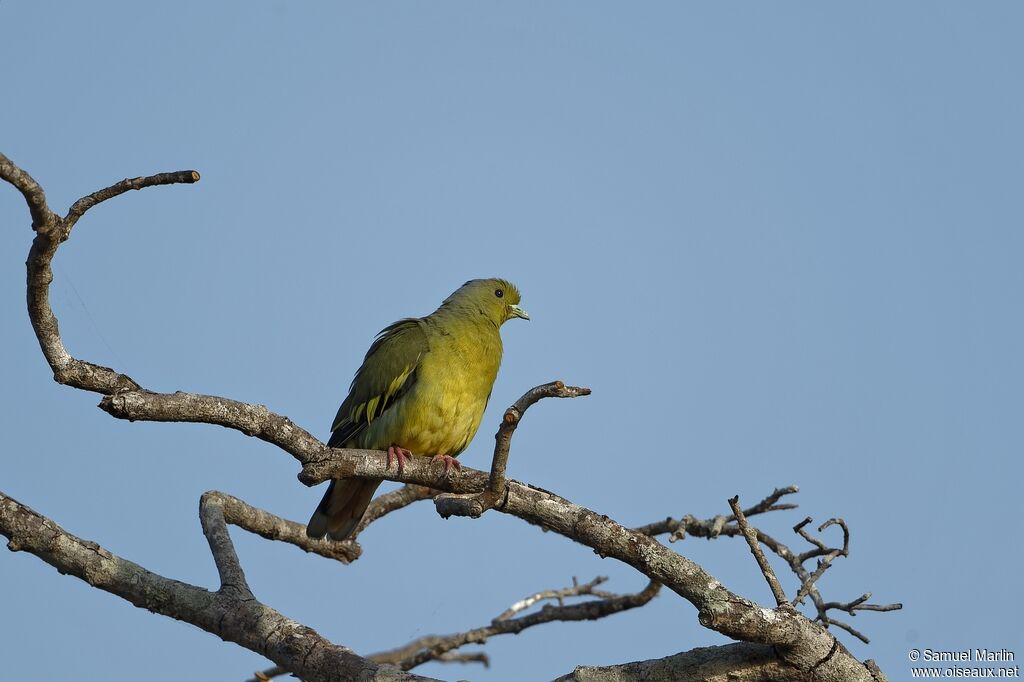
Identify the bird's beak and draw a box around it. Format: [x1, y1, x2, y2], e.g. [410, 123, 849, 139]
[509, 304, 530, 321]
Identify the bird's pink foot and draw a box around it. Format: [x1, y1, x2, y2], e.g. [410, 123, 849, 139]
[431, 454, 462, 477]
[387, 445, 413, 474]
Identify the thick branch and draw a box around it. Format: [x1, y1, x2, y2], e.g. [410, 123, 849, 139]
[0, 491, 433, 682]
[0, 152, 55, 230]
[554, 642, 792, 682]
[200, 492, 253, 598]
[99, 390, 325, 463]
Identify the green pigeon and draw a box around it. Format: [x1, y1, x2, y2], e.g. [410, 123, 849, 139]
[306, 278, 529, 540]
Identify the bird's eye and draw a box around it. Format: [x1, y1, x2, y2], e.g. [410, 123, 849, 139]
[495, 289, 504, 298]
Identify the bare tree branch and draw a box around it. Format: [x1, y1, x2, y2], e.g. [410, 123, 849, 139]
[635, 485, 800, 541]
[556, 641, 889, 682]
[248, 577, 654, 681]
[495, 576, 616, 620]
[433, 380, 591, 517]
[490, 382, 591, 494]
[638, 491, 901, 645]
[200, 492, 254, 599]
[0, 151, 56, 230]
[437, 651, 490, 666]
[554, 642, 792, 682]
[2, 154, 895, 682]
[1, 154, 199, 396]
[356, 485, 437, 535]
[201, 486, 433, 566]
[248, 666, 289, 682]
[100, 390, 326, 463]
[208, 490, 359, 564]
[823, 593, 902, 615]
[64, 170, 200, 229]
[368, 578, 661, 671]
[729, 495, 789, 607]
[0, 491, 430, 682]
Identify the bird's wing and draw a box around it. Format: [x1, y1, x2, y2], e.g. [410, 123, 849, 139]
[328, 318, 428, 447]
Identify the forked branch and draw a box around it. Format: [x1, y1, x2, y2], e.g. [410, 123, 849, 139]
[0, 490, 428, 682]
[638, 488, 901, 644]
[433, 380, 591, 517]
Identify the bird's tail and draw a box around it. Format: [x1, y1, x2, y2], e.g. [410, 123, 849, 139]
[306, 478, 383, 540]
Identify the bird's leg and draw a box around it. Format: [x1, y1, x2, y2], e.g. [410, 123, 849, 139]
[387, 445, 413, 475]
[430, 454, 462, 478]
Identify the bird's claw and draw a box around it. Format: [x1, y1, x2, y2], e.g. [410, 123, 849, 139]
[387, 445, 413, 475]
[431, 454, 461, 478]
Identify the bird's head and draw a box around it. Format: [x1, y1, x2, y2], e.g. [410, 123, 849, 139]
[443, 278, 529, 326]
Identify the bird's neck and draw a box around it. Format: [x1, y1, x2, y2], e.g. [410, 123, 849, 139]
[429, 306, 504, 353]
[433, 303, 502, 332]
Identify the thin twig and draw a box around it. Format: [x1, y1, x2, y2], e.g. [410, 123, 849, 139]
[65, 171, 200, 229]
[436, 651, 490, 667]
[741, 485, 801, 517]
[488, 381, 592, 494]
[355, 485, 436, 536]
[369, 578, 660, 671]
[494, 576, 609, 621]
[728, 496, 789, 607]
[791, 519, 850, 605]
[637, 489, 901, 644]
[823, 594, 903, 615]
[825, 616, 870, 643]
[793, 552, 843, 606]
[634, 484, 800, 541]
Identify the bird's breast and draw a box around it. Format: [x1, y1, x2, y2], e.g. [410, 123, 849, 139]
[362, 321, 502, 457]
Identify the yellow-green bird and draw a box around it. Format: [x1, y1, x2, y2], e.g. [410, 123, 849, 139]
[306, 278, 529, 540]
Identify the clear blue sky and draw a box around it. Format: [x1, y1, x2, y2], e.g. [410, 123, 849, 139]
[2, 3, 1021, 680]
